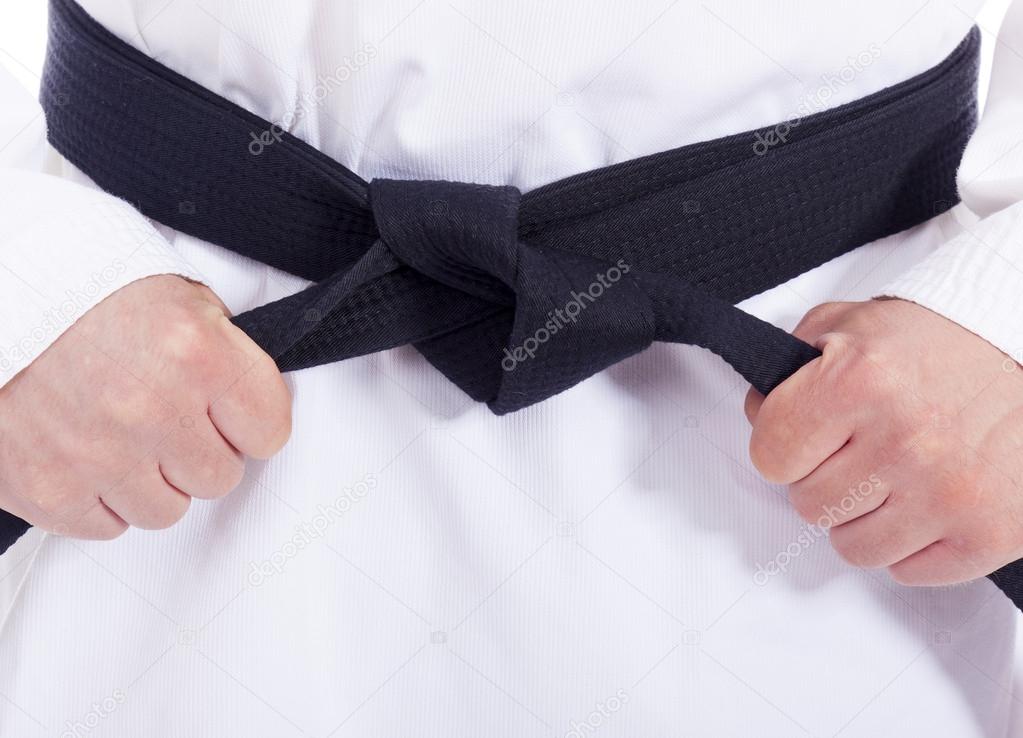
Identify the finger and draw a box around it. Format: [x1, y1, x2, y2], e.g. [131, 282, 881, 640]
[55, 499, 129, 541]
[744, 387, 764, 424]
[743, 303, 856, 426]
[102, 463, 191, 530]
[748, 344, 858, 484]
[887, 539, 999, 587]
[0, 484, 127, 540]
[827, 493, 941, 569]
[787, 437, 890, 527]
[158, 419, 245, 500]
[207, 322, 292, 459]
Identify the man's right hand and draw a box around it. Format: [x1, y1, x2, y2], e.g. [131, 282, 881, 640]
[0, 274, 292, 540]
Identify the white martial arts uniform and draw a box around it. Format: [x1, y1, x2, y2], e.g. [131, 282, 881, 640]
[1, 1, 1023, 736]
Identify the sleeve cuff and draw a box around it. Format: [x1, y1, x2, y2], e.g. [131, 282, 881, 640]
[875, 202, 1023, 367]
[0, 170, 204, 386]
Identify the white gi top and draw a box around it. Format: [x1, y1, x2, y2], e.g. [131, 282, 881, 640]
[0, 1, 1022, 736]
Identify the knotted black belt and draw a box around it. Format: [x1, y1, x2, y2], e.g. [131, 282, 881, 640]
[6, 0, 1021, 612]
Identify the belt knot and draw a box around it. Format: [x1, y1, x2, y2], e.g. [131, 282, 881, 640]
[369, 177, 658, 413]
[370, 179, 520, 305]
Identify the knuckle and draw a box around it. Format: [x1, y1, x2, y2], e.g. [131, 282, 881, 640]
[801, 302, 841, 331]
[908, 432, 947, 467]
[162, 309, 215, 368]
[911, 452, 971, 508]
[845, 341, 893, 392]
[98, 378, 170, 432]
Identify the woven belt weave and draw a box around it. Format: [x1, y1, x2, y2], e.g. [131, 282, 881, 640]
[11, 0, 1023, 611]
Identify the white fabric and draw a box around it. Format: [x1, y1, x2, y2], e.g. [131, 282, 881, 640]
[0, 2, 1022, 736]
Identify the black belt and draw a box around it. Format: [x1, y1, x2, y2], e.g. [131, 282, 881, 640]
[7, 0, 1021, 612]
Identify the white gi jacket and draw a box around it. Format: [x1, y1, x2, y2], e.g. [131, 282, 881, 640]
[0, 1, 1022, 736]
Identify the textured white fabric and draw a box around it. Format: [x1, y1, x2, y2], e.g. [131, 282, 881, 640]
[0, 2, 1022, 737]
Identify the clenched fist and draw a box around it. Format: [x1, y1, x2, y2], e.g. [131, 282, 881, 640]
[746, 298, 1023, 587]
[0, 275, 291, 539]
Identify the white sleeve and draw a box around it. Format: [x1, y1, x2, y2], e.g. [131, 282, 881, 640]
[0, 61, 203, 387]
[876, 0, 1023, 363]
